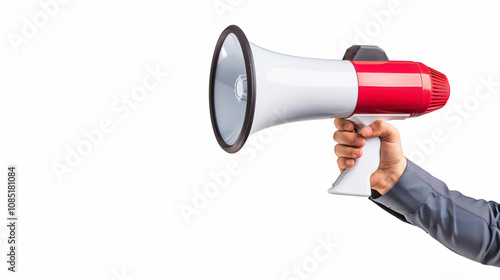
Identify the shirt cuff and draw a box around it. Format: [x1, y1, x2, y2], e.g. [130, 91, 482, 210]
[370, 159, 434, 215]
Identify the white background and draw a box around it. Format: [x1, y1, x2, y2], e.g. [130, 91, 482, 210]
[1, 0, 500, 279]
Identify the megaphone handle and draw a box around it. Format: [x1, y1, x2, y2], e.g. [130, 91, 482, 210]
[328, 114, 408, 197]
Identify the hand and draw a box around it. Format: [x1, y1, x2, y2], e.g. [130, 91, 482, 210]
[333, 119, 407, 195]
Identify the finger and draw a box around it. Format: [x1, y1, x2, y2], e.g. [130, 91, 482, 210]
[337, 157, 355, 171]
[334, 144, 363, 159]
[334, 118, 355, 131]
[333, 130, 365, 147]
[360, 120, 400, 143]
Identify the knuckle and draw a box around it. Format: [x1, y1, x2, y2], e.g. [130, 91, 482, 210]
[333, 130, 340, 140]
[335, 145, 347, 156]
[373, 119, 385, 128]
[337, 157, 346, 168]
[334, 118, 343, 128]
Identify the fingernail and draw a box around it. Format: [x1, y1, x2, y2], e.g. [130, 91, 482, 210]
[345, 159, 353, 166]
[353, 149, 361, 157]
[343, 123, 350, 130]
[362, 126, 373, 135]
[355, 136, 364, 146]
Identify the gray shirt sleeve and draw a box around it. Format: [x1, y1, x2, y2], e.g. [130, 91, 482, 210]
[370, 159, 500, 266]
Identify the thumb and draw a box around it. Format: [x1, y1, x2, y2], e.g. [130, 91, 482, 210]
[360, 120, 400, 143]
[370, 169, 386, 190]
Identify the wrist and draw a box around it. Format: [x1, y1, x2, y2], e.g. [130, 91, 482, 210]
[372, 157, 407, 195]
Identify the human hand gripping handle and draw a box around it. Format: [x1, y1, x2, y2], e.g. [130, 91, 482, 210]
[328, 118, 407, 196]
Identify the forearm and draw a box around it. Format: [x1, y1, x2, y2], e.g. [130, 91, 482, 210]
[371, 160, 500, 266]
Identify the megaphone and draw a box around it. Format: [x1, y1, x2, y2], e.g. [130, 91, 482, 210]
[209, 25, 450, 197]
